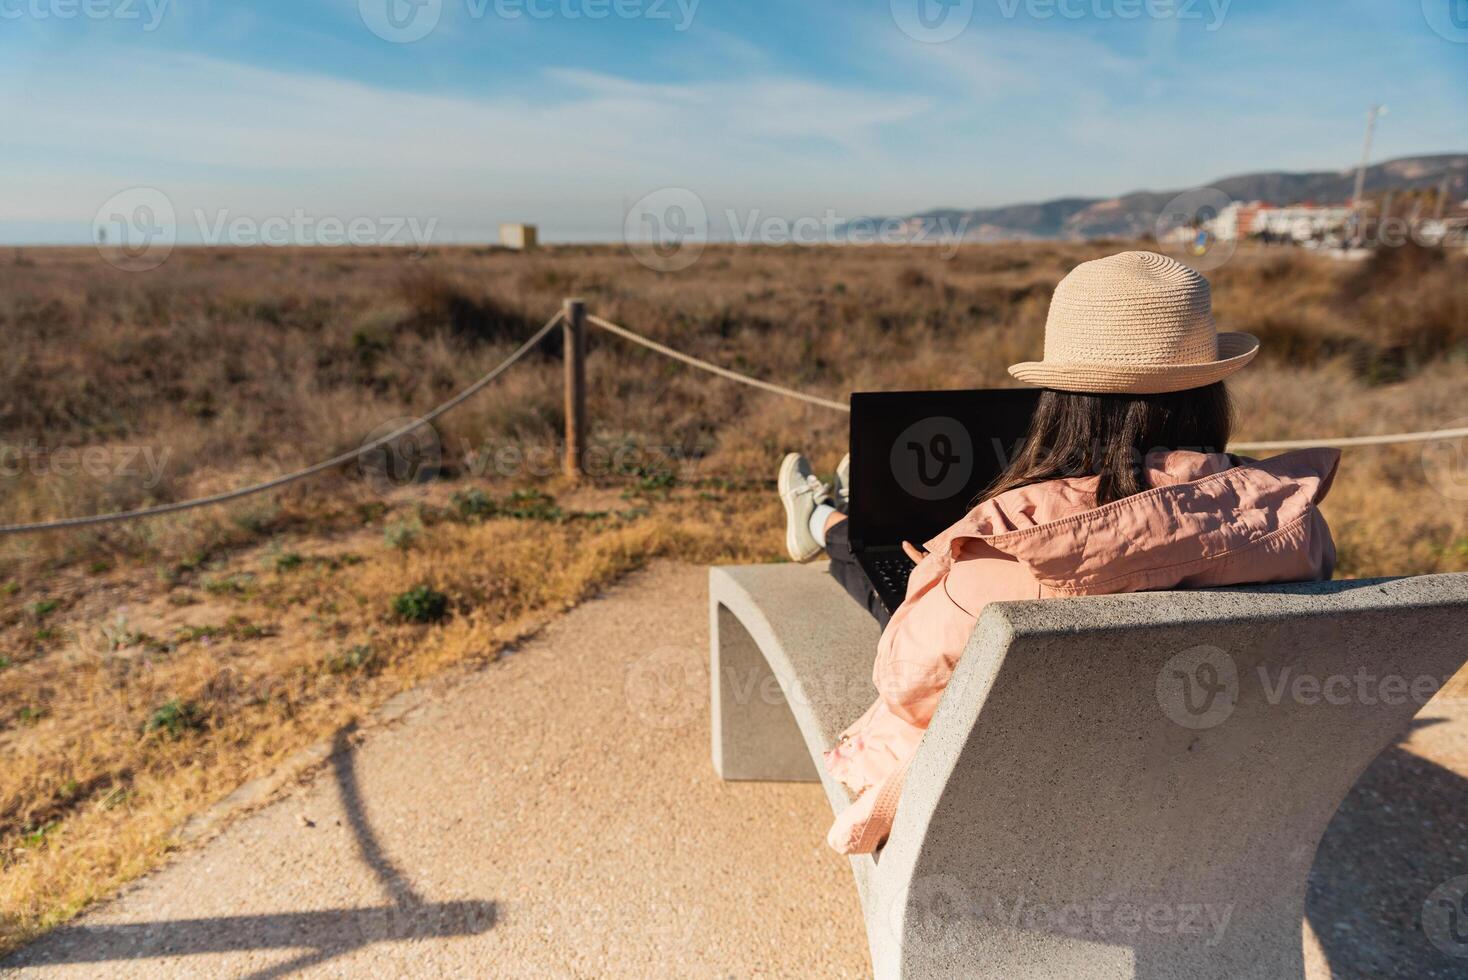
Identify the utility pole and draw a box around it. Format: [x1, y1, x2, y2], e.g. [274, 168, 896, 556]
[1352, 105, 1386, 208]
[1351, 104, 1386, 246]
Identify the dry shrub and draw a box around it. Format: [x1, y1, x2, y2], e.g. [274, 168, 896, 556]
[1348, 249, 1468, 381]
[897, 266, 932, 290]
[1343, 239, 1448, 297]
[396, 267, 546, 349]
[1216, 243, 1468, 384]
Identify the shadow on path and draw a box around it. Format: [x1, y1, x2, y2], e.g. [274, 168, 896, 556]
[4, 728, 496, 979]
[1306, 718, 1468, 979]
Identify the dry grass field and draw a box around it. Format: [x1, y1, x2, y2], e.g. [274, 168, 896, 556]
[2, 240, 1467, 951]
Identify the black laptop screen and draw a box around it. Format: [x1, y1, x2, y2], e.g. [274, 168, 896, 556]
[848, 388, 1042, 548]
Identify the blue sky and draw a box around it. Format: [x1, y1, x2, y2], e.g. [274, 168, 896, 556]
[2, 0, 1465, 243]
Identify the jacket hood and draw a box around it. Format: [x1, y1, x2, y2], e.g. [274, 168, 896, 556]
[927, 448, 1341, 595]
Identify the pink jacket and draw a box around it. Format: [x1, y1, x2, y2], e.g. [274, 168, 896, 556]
[823, 448, 1340, 854]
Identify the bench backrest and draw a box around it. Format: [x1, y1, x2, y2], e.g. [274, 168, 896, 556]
[873, 573, 1468, 979]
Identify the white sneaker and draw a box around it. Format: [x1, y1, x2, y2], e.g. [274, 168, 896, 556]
[833, 453, 851, 510]
[778, 453, 831, 563]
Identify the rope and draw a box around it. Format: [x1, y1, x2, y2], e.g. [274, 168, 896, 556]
[587, 314, 1468, 452]
[1230, 427, 1468, 452]
[586, 314, 851, 412]
[0, 312, 564, 537]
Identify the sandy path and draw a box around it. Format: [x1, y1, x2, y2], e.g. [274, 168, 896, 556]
[3, 562, 870, 979]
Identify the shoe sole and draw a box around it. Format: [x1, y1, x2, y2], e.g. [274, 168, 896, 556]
[834, 453, 850, 509]
[777, 453, 820, 563]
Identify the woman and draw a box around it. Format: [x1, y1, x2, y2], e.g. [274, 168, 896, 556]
[777, 251, 1339, 855]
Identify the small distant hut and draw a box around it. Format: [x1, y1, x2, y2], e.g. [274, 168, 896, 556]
[499, 223, 538, 250]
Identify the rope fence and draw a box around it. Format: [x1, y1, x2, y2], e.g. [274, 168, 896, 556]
[586, 314, 850, 412]
[0, 311, 564, 537]
[1228, 427, 1468, 452]
[2, 299, 1465, 537]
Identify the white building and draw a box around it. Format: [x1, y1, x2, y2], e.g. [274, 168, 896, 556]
[498, 223, 539, 250]
[1206, 202, 1255, 241]
[1248, 205, 1353, 242]
[1201, 201, 1353, 243]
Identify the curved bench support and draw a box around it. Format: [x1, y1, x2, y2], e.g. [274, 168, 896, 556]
[710, 563, 882, 818]
[711, 602, 820, 782]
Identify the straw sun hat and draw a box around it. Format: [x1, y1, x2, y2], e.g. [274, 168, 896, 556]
[1008, 251, 1260, 394]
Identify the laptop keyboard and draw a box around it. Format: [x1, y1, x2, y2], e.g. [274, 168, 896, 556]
[868, 552, 916, 600]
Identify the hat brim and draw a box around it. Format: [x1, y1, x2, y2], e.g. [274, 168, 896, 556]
[1007, 331, 1260, 395]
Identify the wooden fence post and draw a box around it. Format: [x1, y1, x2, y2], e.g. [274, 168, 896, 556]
[563, 298, 586, 481]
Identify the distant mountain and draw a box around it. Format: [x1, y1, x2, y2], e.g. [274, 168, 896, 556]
[881, 154, 1468, 242]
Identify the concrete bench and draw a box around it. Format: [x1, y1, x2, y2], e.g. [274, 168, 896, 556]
[709, 563, 1468, 979]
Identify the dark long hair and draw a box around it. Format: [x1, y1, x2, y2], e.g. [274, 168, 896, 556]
[980, 383, 1233, 506]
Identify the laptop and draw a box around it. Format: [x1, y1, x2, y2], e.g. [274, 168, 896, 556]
[848, 388, 1042, 615]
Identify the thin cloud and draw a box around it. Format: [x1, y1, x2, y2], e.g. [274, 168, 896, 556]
[4, 49, 931, 234]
